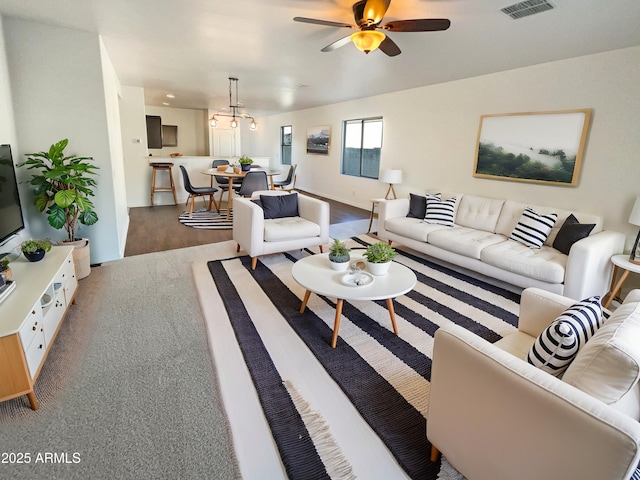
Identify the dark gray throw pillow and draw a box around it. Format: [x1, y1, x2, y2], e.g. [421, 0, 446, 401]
[407, 193, 427, 219]
[552, 214, 595, 255]
[259, 192, 299, 219]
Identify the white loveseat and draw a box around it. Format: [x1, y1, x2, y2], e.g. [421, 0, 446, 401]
[233, 190, 330, 269]
[427, 288, 640, 480]
[378, 192, 625, 299]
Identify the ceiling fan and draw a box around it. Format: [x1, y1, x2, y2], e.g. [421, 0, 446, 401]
[293, 0, 451, 57]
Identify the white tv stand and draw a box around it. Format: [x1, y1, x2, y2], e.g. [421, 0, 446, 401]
[0, 246, 78, 410]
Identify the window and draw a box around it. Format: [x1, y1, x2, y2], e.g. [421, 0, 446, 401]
[281, 125, 292, 165]
[341, 117, 383, 178]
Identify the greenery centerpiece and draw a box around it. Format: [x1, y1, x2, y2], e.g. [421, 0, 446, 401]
[239, 155, 254, 171]
[363, 241, 397, 276]
[328, 239, 351, 271]
[18, 139, 99, 277]
[21, 238, 52, 262]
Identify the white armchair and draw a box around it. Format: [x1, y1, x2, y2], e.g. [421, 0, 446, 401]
[233, 190, 330, 269]
[427, 288, 640, 480]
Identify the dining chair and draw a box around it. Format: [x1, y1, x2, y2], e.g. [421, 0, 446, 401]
[273, 164, 297, 191]
[212, 159, 241, 205]
[179, 165, 220, 217]
[237, 171, 269, 197]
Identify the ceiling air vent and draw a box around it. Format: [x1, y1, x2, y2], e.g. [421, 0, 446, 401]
[501, 0, 554, 19]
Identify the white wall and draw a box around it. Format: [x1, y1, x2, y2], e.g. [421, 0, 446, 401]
[145, 106, 209, 157]
[251, 45, 640, 252]
[120, 86, 152, 208]
[0, 18, 29, 254]
[3, 16, 127, 264]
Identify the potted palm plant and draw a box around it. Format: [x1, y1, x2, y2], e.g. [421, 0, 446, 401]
[328, 239, 351, 271]
[364, 241, 397, 276]
[18, 139, 98, 277]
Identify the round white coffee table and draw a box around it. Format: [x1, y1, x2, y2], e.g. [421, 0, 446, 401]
[603, 254, 640, 309]
[291, 252, 417, 348]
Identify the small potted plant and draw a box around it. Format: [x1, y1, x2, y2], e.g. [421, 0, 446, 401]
[328, 239, 351, 271]
[21, 239, 52, 262]
[239, 155, 254, 172]
[0, 257, 11, 281]
[364, 241, 397, 276]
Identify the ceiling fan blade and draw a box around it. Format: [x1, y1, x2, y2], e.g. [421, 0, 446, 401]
[378, 36, 401, 57]
[293, 16, 354, 29]
[383, 18, 451, 32]
[321, 35, 353, 52]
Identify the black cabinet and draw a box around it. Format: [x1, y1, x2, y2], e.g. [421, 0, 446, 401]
[146, 115, 162, 149]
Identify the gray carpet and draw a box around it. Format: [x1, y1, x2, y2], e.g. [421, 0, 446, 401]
[0, 243, 241, 479]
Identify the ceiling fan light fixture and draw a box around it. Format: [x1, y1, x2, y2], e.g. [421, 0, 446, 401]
[350, 30, 386, 54]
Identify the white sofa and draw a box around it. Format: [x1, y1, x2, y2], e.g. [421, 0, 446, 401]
[233, 190, 330, 269]
[428, 288, 640, 480]
[378, 192, 625, 299]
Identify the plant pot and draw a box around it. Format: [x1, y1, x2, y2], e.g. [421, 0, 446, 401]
[329, 259, 349, 271]
[367, 260, 391, 276]
[64, 238, 91, 279]
[0, 266, 11, 281]
[329, 253, 350, 271]
[241, 163, 251, 172]
[23, 249, 46, 262]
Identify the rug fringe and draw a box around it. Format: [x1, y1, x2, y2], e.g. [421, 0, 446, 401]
[283, 380, 357, 480]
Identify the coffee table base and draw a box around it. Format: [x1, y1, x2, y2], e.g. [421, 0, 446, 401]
[299, 290, 399, 348]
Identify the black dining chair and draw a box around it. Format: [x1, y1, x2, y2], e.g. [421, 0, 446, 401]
[273, 164, 297, 191]
[179, 165, 220, 217]
[212, 159, 241, 206]
[237, 171, 269, 197]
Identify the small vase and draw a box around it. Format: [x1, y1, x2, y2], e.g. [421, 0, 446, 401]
[0, 267, 11, 281]
[367, 260, 391, 276]
[23, 249, 46, 262]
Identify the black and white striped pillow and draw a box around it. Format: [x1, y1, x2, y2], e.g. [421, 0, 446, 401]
[424, 194, 456, 227]
[510, 207, 557, 248]
[527, 321, 578, 376]
[527, 296, 603, 376]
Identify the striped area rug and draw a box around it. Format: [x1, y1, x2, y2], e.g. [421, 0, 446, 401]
[206, 235, 521, 479]
[179, 208, 233, 229]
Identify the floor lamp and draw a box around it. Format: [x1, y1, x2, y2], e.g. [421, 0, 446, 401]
[380, 169, 403, 200]
[629, 196, 640, 264]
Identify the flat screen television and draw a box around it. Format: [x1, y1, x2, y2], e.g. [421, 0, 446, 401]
[0, 144, 25, 246]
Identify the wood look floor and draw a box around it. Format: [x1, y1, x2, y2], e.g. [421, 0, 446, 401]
[124, 192, 370, 257]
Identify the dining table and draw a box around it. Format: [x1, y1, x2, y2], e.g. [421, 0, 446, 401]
[202, 168, 282, 220]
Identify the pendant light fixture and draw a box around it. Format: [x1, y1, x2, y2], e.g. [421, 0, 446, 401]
[209, 77, 257, 130]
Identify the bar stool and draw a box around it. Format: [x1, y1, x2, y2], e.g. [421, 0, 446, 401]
[150, 162, 177, 206]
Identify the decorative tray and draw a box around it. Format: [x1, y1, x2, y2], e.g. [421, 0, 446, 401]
[340, 271, 373, 287]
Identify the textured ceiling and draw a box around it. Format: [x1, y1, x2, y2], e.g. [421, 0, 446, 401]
[1, 0, 639, 116]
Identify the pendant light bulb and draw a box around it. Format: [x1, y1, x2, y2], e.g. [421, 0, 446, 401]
[209, 117, 217, 128]
[230, 118, 238, 128]
[249, 119, 257, 130]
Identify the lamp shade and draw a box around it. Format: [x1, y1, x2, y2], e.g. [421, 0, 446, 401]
[629, 197, 640, 226]
[350, 30, 386, 53]
[380, 169, 403, 185]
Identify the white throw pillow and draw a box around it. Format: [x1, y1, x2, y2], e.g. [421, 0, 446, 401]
[424, 194, 456, 227]
[510, 207, 557, 248]
[527, 296, 603, 376]
[562, 301, 640, 404]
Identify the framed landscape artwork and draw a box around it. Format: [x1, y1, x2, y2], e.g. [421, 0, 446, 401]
[306, 126, 330, 155]
[473, 109, 591, 186]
